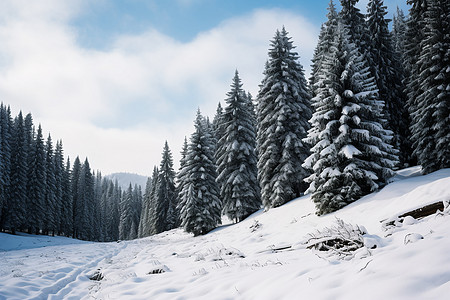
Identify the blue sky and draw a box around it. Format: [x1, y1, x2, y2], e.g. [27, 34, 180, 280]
[0, 0, 409, 176]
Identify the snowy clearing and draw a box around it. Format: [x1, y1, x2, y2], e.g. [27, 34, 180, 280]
[1, 167, 450, 299]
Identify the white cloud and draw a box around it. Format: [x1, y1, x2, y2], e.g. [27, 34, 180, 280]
[0, 1, 318, 175]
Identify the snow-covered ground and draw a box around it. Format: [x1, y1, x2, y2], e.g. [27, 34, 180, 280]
[1, 167, 450, 300]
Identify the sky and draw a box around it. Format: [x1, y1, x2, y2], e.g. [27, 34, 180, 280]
[0, 0, 410, 176]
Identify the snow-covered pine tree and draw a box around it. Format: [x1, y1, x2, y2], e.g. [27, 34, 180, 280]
[310, 0, 339, 96]
[339, 0, 369, 55]
[119, 184, 137, 240]
[256, 27, 312, 209]
[146, 166, 159, 235]
[366, 0, 410, 167]
[178, 110, 222, 236]
[152, 141, 177, 233]
[392, 7, 407, 63]
[174, 137, 188, 228]
[216, 71, 260, 222]
[132, 184, 142, 237]
[26, 124, 47, 234]
[43, 134, 57, 235]
[105, 179, 121, 241]
[410, 0, 450, 173]
[138, 176, 152, 238]
[304, 22, 398, 215]
[3, 111, 27, 234]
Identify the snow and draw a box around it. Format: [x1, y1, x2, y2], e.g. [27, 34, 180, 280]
[340, 144, 362, 158]
[1, 168, 450, 299]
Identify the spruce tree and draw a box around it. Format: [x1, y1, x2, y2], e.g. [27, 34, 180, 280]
[304, 23, 398, 215]
[71, 157, 82, 238]
[53, 141, 64, 235]
[410, 0, 450, 173]
[119, 184, 137, 240]
[26, 124, 47, 234]
[339, 0, 369, 55]
[216, 71, 260, 222]
[43, 134, 57, 235]
[310, 0, 339, 95]
[3, 112, 27, 233]
[138, 176, 152, 238]
[366, 0, 410, 167]
[174, 137, 188, 228]
[153, 141, 176, 233]
[256, 27, 312, 209]
[178, 110, 222, 236]
[61, 157, 73, 236]
[0, 104, 12, 227]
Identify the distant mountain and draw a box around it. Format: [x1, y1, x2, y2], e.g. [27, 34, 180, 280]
[105, 172, 149, 191]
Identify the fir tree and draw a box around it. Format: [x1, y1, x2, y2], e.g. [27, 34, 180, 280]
[304, 23, 397, 215]
[310, 0, 339, 95]
[61, 157, 73, 236]
[26, 124, 47, 234]
[119, 184, 137, 240]
[216, 71, 260, 222]
[53, 141, 64, 235]
[153, 141, 176, 233]
[43, 134, 57, 235]
[138, 176, 152, 238]
[0, 104, 12, 227]
[71, 157, 82, 238]
[339, 0, 369, 55]
[3, 112, 27, 233]
[392, 7, 408, 63]
[410, 0, 450, 173]
[174, 137, 189, 228]
[178, 110, 222, 236]
[366, 0, 410, 167]
[256, 27, 312, 209]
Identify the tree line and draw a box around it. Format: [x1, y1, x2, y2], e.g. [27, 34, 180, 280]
[0, 105, 143, 241]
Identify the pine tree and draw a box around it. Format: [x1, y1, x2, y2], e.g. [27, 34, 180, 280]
[366, 0, 410, 167]
[339, 0, 369, 55]
[119, 184, 137, 240]
[0, 104, 12, 228]
[43, 134, 57, 235]
[310, 1, 339, 95]
[410, 0, 450, 173]
[3, 112, 27, 233]
[61, 157, 73, 236]
[53, 141, 64, 235]
[132, 184, 142, 237]
[71, 157, 82, 238]
[174, 137, 189, 228]
[256, 27, 312, 209]
[392, 7, 407, 63]
[216, 71, 260, 222]
[153, 141, 177, 233]
[77, 158, 95, 240]
[178, 110, 222, 236]
[26, 124, 47, 234]
[304, 23, 397, 215]
[138, 176, 152, 238]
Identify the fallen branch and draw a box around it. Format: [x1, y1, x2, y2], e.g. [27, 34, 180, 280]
[382, 201, 445, 226]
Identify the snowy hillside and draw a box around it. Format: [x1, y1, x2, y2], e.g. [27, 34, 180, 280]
[105, 172, 148, 191]
[1, 167, 449, 299]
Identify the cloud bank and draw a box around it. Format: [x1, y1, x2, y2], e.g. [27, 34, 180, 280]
[0, 0, 318, 175]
